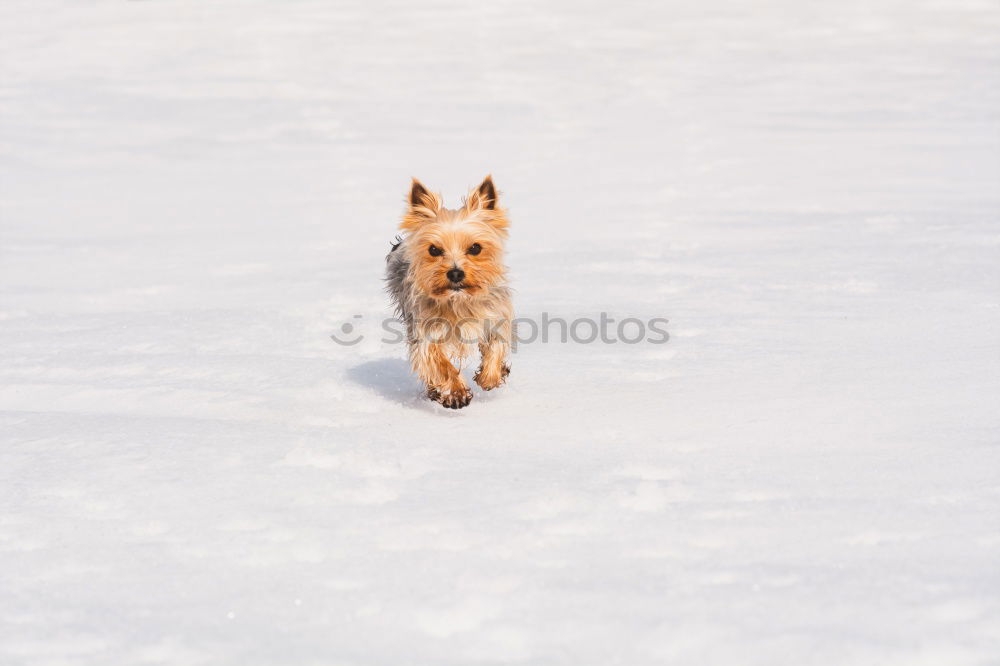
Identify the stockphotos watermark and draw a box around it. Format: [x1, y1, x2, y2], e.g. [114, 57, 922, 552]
[330, 313, 669, 348]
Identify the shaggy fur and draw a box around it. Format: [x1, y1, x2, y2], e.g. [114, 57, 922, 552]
[386, 176, 513, 409]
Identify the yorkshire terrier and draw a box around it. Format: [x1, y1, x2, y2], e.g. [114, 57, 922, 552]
[386, 176, 513, 409]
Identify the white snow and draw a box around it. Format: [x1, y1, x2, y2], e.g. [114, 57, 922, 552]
[2, 0, 999, 663]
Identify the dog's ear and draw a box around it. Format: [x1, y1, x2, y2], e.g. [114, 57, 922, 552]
[465, 175, 508, 235]
[409, 179, 431, 208]
[402, 178, 441, 230]
[467, 175, 497, 211]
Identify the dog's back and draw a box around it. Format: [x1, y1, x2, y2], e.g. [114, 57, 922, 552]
[385, 238, 411, 332]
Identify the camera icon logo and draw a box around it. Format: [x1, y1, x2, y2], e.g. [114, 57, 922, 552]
[330, 315, 364, 346]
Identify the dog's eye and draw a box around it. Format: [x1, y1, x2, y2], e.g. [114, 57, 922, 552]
[467, 243, 482, 256]
[428, 245, 443, 257]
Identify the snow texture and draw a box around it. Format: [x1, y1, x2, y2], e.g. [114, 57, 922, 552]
[2, 0, 999, 664]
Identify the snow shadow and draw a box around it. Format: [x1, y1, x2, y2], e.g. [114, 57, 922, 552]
[348, 357, 506, 412]
[346, 358, 434, 410]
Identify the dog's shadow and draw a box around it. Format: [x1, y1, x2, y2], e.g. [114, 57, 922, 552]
[348, 357, 448, 412]
[347, 357, 503, 412]
[347, 358, 421, 405]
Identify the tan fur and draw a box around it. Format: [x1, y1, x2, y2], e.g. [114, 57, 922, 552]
[389, 176, 513, 409]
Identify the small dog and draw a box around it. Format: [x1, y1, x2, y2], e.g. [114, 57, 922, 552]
[386, 176, 513, 409]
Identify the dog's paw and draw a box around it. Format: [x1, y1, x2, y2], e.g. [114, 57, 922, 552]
[474, 363, 510, 391]
[428, 385, 473, 409]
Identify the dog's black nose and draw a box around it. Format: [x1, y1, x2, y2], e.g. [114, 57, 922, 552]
[447, 267, 465, 283]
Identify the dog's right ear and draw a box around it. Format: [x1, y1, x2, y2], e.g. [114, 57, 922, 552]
[402, 178, 441, 230]
[409, 179, 430, 207]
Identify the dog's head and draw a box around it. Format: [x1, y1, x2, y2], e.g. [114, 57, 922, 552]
[400, 176, 509, 300]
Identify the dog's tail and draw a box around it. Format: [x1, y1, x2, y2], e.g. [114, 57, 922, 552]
[387, 235, 403, 259]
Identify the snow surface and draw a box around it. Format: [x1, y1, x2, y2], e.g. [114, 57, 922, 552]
[2, 0, 999, 663]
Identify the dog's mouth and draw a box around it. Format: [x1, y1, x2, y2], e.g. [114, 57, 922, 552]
[433, 283, 476, 296]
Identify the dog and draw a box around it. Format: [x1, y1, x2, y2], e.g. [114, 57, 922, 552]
[386, 176, 513, 409]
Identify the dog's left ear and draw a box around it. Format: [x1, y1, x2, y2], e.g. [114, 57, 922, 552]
[468, 175, 497, 211]
[465, 175, 508, 235]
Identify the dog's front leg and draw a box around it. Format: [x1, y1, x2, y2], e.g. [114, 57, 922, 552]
[411, 341, 472, 409]
[474, 320, 511, 391]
